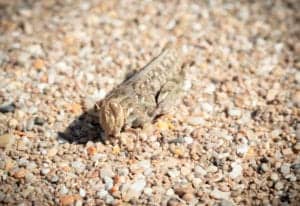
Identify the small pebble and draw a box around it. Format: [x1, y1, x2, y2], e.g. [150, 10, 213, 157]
[210, 188, 230, 199]
[123, 178, 146, 200]
[187, 117, 205, 126]
[0, 134, 15, 149]
[207, 165, 218, 173]
[34, 117, 45, 125]
[168, 169, 180, 178]
[167, 198, 181, 206]
[270, 173, 279, 181]
[282, 148, 293, 156]
[294, 143, 300, 151]
[194, 165, 207, 176]
[260, 163, 269, 172]
[204, 83, 216, 94]
[71, 161, 86, 173]
[59, 195, 79, 206]
[184, 136, 193, 144]
[59, 185, 69, 195]
[274, 181, 284, 190]
[292, 91, 300, 106]
[280, 163, 290, 175]
[220, 199, 235, 206]
[229, 162, 243, 179]
[143, 187, 152, 196]
[228, 108, 241, 117]
[8, 118, 18, 129]
[182, 193, 195, 202]
[200, 102, 213, 113]
[79, 188, 86, 197]
[0, 103, 16, 113]
[13, 168, 27, 179]
[105, 194, 115, 204]
[97, 189, 108, 198]
[236, 143, 249, 155]
[103, 176, 113, 190]
[100, 166, 114, 178]
[166, 188, 174, 196]
[50, 175, 59, 183]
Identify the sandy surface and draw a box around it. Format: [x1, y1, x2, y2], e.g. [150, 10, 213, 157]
[0, 0, 299, 205]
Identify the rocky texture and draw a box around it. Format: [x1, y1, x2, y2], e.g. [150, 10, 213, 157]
[0, 0, 299, 205]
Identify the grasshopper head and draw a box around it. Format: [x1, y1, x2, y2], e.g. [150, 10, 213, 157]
[98, 100, 125, 137]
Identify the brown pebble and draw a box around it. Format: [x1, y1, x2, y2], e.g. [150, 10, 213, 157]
[0, 133, 16, 149]
[60, 195, 80, 206]
[87, 146, 97, 156]
[167, 198, 182, 206]
[13, 168, 27, 179]
[292, 90, 300, 106]
[182, 193, 195, 202]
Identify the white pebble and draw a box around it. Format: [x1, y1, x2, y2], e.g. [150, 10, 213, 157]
[71, 161, 86, 173]
[92, 153, 107, 162]
[200, 102, 213, 113]
[97, 189, 108, 198]
[143, 187, 152, 196]
[100, 166, 114, 178]
[280, 163, 291, 175]
[204, 83, 216, 94]
[131, 178, 146, 193]
[184, 136, 194, 144]
[103, 176, 113, 190]
[105, 194, 115, 204]
[168, 169, 180, 178]
[59, 185, 69, 195]
[166, 188, 174, 196]
[270, 173, 279, 181]
[274, 181, 284, 190]
[228, 108, 241, 117]
[41, 168, 50, 175]
[183, 79, 192, 91]
[229, 162, 243, 179]
[124, 178, 146, 200]
[207, 165, 218, 173]
[194, 165, 207, 176]
[91, 89, 106, 101]
[210, 188, 231, 199]
[27, 44, 44, 57]
[79, 188, 86, 197]
[187, 117, 205, 126]
[237, 144, 249, 155]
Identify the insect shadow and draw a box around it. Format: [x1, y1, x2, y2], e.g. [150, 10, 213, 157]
[58, 107, 104, 144]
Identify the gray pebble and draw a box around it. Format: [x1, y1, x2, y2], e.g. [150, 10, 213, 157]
[0, 103, 16, 113]
[194, 165, 207, 176]
[97, 189, 108, 198]
[59, 185, 69, 195]
[274, 181, 284, 190]
[105, 194, 115, 204]
[100, 166, 114, 178]
[71, 161, 86, 173]
[34, 117, 45, 125]
[220, 199, 235, 206]
[49, 175, 59, 183]
[280, 163, 291, 175]
[260, 163, 269, 172]
[103, 176, 113, 190]
[270, 173, 279, 182]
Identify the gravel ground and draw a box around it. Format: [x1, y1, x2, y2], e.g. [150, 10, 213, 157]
[0, 0, 299, 205]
